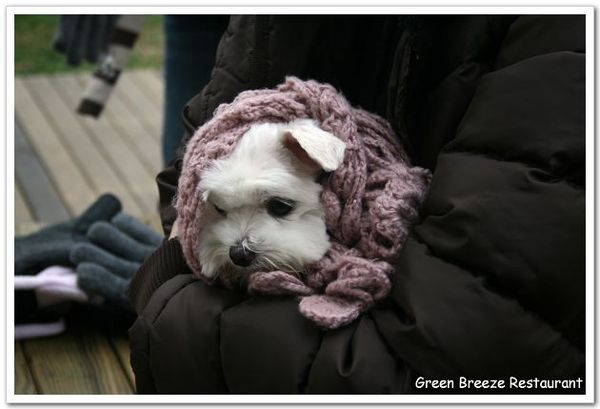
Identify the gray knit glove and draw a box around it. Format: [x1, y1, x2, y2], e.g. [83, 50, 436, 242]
[52, 15, 117, 66]
[15, 194, 122, 277]
[69, 213, 163, 310]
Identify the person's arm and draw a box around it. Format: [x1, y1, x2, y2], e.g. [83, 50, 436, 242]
[373, 14, 586, 387]
[127, 238, 190, 315]
[131, 14, 585, 394]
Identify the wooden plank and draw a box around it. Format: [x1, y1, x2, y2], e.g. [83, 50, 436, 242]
[15, 79, 94, 216]
[116, 72, 163, 136]
[15, 222, 45, 237]
[22, 76, 145, 217]
[22, 328, 133, 394]
[108, 335, 135, 388]
[51, 74, 158, 217]
[14, 183, 34, 225]
[15, 342, 37, 394]
[150, 68, 163, 83]
[14, 118, 70, 224]
[128, 69, 164, 112]
[75, 74, 163, 177]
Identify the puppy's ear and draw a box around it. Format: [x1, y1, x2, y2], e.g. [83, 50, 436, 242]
[283, 120, 346, 172]
[198, 169, 211, 202]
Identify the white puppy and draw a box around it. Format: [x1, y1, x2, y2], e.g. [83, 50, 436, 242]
[197, 119, 346, 281]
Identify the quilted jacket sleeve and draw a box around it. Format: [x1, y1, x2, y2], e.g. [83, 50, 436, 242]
[372, 14, 585, 386]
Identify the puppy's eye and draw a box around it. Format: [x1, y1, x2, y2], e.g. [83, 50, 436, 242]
[266, 197, 295, 217]
[213, 204, 226, 216]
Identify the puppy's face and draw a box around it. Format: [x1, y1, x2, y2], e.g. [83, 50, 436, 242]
[197, 120, 346, 280]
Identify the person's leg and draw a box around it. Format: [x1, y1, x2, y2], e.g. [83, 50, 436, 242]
[162, 15, 229, 165]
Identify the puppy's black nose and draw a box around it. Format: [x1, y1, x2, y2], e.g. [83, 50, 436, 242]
[229, 244, 256, 267]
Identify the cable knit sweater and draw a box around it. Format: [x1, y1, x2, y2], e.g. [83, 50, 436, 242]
[176, 77, 430, 329]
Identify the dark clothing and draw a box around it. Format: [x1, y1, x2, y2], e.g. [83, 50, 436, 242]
[162, 15, 228, 164]
[128, 15, 586, 393]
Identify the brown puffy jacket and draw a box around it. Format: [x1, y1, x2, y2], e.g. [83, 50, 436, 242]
[129, 15, 586, 393]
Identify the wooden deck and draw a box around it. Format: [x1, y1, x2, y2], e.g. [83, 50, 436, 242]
[14, 69, 165, 394]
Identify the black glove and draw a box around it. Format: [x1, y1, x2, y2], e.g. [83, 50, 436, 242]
[52, 15, 118, 66]
[70, 213, 163, 310]
[14, 194, 121, 332]
[15, 194, 122, 277]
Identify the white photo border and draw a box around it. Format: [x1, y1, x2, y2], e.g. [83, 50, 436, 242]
[4, 4, 595, 405]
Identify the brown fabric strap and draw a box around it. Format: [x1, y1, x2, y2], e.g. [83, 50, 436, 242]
[127, 238, 192, 315]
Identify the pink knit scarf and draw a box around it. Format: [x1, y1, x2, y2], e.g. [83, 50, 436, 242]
[176, 77, 431, 329]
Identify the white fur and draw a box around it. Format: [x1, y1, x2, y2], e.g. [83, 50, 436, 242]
[284, 119, 346, 171]
[197, 120, 345, 279]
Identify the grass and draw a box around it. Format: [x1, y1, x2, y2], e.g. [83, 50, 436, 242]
[15, 15, 164, 75]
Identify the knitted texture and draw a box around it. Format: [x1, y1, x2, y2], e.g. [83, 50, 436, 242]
[176, 77, 431, 329]
[70, 212, 162, 310]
